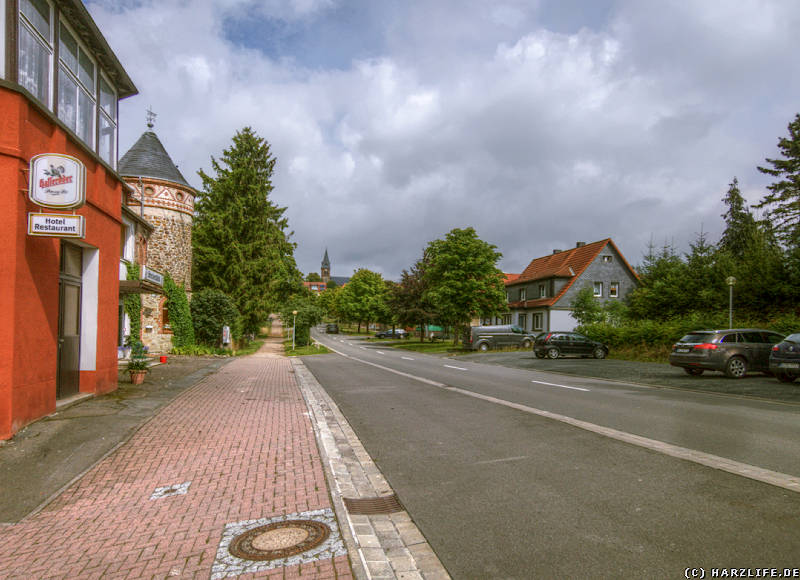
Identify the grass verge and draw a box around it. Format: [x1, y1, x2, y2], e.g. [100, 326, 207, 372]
[284, 341, 332, 356]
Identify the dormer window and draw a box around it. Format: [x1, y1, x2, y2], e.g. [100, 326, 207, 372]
[539, 284, 546, 297]
[519, 288, 526, 301]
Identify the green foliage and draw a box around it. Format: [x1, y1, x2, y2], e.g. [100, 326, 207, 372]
[754, 113, 800, 247]
[124, 263, 141, 340]
[305, 272, 323, 282]
[570, 286, 604, 325]
[422, 227, 506, 342]
[336, 269, 390, 330]
[163, 273, 195, 350]
[280, 294, 325, 347]
[719, 177, 758, 259]
[318, 287, 340, 320]
[193, 127, 303, 334]
[125, 337, 149, 371]
[190, 289, 242, 347]
[389, 260, 438, 341]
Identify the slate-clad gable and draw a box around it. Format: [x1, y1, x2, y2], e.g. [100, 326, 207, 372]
[119, 131, 191, 188]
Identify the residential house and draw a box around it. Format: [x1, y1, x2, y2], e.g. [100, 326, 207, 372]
[499, 239, 639, 333]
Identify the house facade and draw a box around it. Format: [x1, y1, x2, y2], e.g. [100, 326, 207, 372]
[1, 0, 137, 439]
[498, 239, 639, 333]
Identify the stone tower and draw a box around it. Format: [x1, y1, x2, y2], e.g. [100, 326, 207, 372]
[321, 249, 331, 283]
[119, 123, 195, 354]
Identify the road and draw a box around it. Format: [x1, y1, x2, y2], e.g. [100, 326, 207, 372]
[305, 330, 800, 579]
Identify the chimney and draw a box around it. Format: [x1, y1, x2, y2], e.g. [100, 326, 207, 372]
[576, 241, 585, 247]
[552, 249, 562, 254]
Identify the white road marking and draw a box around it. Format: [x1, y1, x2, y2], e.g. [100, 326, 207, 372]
[376, 351, 385, 355]
[532, 380, 590, 392]
[444, 365, 468, 371]
[322, 344, 800, 495]
[475, 456, 528, 465]
[401, 356, 415, 361]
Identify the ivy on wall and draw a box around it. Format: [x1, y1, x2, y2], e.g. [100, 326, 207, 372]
[124, 263, 142, 340]
[163, 272, 195, 349]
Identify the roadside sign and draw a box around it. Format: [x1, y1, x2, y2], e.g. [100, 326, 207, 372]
[29, 153, 86, 209]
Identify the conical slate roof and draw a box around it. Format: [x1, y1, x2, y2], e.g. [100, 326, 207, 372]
[119, 131, 191, 189]
[322, 249, 330, 269]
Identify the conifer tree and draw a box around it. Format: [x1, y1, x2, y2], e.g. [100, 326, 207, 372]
[754, 113, 800, 246]
[193, 127, 302, 334]
[719, 177, 758, 259]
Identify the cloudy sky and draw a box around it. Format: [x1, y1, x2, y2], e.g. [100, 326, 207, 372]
[87, 0, 800, 281]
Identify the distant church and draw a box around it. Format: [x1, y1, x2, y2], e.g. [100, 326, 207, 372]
[321, 249, 350, 286]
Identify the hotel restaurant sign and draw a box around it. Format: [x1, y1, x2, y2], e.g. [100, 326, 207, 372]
[27, 153, 86, 238]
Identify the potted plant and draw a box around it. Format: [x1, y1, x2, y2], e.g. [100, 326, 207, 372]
[126, 338, 150, 384]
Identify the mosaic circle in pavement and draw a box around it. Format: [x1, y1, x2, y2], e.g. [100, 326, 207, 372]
[228, 519, 330, 561]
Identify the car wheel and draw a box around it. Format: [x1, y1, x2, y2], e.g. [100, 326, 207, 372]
[535, 351, 545, 359]
[593, 347, 606, 359]
[547, 347, 560, 359]
[683, 367, 704, 376]
[724, 356, 747, 379]
[479, 342, 489, 352]
[522, 339, 532, 349]
[776, 373, 797, 383]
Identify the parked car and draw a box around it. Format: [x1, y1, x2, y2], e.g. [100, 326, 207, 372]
[375, 329, 407, 339]
[533, 332, 608, 359]
[466, 325, 536, 351]
[769, 333, 800, 383]
[669, 328, 783, 378]
[325, 323, 339, 334]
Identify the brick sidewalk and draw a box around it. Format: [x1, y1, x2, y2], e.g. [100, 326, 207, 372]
[0, 339, 352, 579]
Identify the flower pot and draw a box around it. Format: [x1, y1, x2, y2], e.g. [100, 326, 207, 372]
[159, 355, 167, 363]
[129, 370, 147, 385]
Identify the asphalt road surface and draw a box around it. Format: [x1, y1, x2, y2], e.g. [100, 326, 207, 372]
[305, 331, 800, 579]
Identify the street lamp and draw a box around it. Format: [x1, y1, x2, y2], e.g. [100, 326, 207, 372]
[726, 276, 736, 328]
[292, 310, 298, 351]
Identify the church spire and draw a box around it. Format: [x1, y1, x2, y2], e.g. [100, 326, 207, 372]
[321, 249, 330, 283]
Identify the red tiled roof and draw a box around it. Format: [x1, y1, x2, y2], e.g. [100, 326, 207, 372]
[506, 239, 638, 308]
[504, 273, 520, 283]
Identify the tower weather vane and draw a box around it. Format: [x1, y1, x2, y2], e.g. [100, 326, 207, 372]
[146, 107, 157, 129]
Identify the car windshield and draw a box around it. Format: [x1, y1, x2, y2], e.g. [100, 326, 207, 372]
[511, 325, 525, 333]
[785, 333, 800, 344]
[678, 332, 714, 343]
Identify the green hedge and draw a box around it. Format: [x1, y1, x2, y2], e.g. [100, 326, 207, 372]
[579, 312, 800, 348]
[124, 263, 141, 340]
[191, 289, 242, 347]
[163, 273, 194, 350]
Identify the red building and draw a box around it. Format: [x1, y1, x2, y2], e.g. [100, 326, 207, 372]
[1, 0, 137, 439]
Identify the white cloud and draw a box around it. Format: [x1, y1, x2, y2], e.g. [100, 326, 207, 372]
[86, 0, 800, 279]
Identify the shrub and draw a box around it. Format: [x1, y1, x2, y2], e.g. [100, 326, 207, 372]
[124, 263, 141, 340]
[191, 289, 242, 347]
[163, 273, 195, 350]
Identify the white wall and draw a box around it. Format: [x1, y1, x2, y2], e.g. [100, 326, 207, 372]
[549, 309, 579, 332]
[0, 0, 6, 79]
[80, 247, 99, 371]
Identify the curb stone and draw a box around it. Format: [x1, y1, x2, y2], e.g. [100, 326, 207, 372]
[293, 357, 451, 580]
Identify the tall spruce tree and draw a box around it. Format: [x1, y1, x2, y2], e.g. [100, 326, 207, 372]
[193, 127, 302, 334]
[754, 113, 800, 247]
[719, 178, 758, 259]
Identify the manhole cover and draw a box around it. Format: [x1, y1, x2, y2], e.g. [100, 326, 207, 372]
[229, 520, 330, 561]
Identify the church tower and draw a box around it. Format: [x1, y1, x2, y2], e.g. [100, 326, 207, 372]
[321, 249, 331, 283]
[119, 113, 195, 353]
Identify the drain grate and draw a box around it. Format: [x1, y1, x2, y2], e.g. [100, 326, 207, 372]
[343, 494, 404, 515]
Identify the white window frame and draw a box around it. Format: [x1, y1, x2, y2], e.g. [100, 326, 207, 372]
[593, 282, 603, 297]
[18, 0, 54, 107]
[58, 20, 96, 148]
[610, 282, 619, 298]
[539, 284, 546, 298]
[519, 288, 526, 301]
[533, 313, 543, 331]
[518, 313, 527, 331]
[98, 72, 118, 167]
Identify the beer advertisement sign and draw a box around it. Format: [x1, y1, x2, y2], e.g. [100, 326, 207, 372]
[29, 153, 86, 209]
